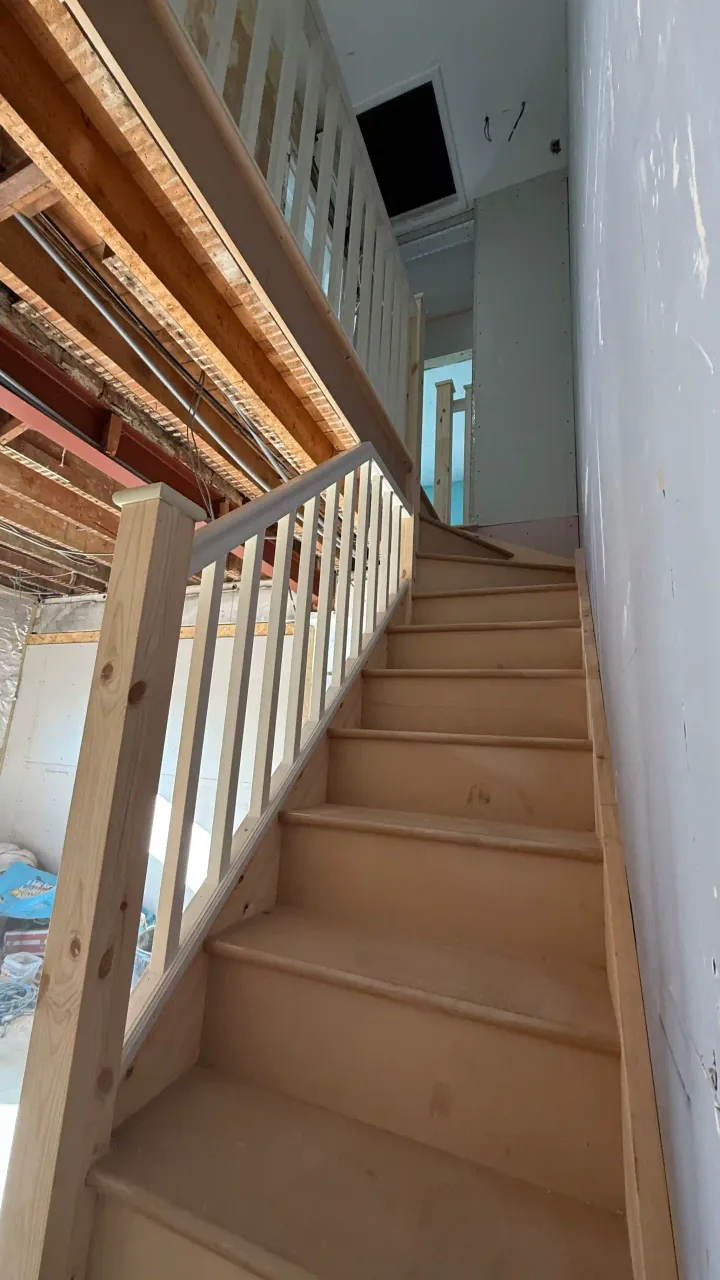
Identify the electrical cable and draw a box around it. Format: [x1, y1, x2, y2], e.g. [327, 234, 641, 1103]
[508, 101, 527, 143]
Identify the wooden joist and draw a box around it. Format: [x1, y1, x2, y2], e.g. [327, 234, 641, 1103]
[0, 523, 109, 588]
[0, 156, 57, 221]
[0, 3, 334, 471]
[0, 218, 279, 492]
[0, 410, 26, 443]
[0, 488, 113, 560]
[0, 542, 103, 593]
[8, 433, 120, 510]
[0, 448, 118, 539]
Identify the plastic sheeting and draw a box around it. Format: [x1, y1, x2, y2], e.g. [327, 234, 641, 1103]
[0, 586, 35, 757]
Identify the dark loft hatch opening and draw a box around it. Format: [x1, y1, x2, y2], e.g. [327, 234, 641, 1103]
[357, 82, 456, 220]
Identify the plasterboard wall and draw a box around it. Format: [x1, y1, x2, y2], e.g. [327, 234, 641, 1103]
[471, 170, 577, 529]
[569, 2, 720, 1275]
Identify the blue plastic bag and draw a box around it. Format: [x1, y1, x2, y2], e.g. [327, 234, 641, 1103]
[0, 863, 57, 919]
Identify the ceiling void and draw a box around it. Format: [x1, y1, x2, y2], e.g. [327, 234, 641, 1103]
[357, 82, 456, 219]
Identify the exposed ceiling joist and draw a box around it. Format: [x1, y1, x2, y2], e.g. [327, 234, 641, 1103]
[0, 3, 335, 471]
[0, 218, 278, 492]
[0, 522, 109, 589]
[0, 156, 57, 221]
[0, 447, 118, 539]
[0, 487, 113, 559]
[9, 432, 120, 509]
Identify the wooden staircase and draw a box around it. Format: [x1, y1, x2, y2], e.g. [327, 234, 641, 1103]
[84, 517, 637, 1279]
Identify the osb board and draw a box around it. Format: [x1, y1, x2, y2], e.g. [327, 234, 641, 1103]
[7, 0, 353, 468]
[576, 551, 678, 1280]
[28, 622, 296, 644]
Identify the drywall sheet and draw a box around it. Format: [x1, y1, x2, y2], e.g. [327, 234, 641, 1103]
[569, 1, 720, 1274]
[472, 170, 577, 527]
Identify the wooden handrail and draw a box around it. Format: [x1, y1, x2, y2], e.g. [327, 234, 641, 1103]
[0, 444, 413, 1280]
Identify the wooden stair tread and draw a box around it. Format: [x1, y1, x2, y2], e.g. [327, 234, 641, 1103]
[413, 582, 578, 600]
[208, 908, 618, 1053]
[280, 803, 602, 859]
[94, 1068, 631, 1280]
[416, 552, 575, 573]
[330, 726, 592, 751]
[364, 666, 585, 680]
[388, 619, 580, 633]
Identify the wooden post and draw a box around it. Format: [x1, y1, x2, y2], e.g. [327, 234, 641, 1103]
[0, 483, 201, 1280]
[434, 379, 453, 524]
[462, 382, 473, 524]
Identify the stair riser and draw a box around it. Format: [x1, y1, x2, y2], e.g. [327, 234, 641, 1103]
[203, 958, 624, 1211]
[328, 737, 595, 830]
[418, 521, 508, 560]
[412, 588, 579, 625]
[387, 627, 581, 670]
[362, 674, 587, 738]
[278, 824, 606, 966]
[416, 558, 575, 592]
[88, 1199, 250, 1280]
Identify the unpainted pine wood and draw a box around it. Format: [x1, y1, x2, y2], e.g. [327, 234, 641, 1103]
[433, 380, 453, 523]
[0, 485, 199, 1280]
[576, 552, 678, 1280]
[282, 495, 319, 763]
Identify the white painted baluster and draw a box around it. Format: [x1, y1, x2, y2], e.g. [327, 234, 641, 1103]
[349, 459, 371, 659]
[290, 35, 324, 247]
[310, 84, 340, 281]
[340, 172, 364, 338]
[331, 468, 357, 686]
[151, 557, 224, 977]
[377, 482, 392, 614]
[327, 125, 352, 315]
[367, 228, 387, 382]
[378, 253, 396, 406]
[309, 482, 340, 719]
[205, 0, 238, 93]
[363, 466, 382, 636]
[250, 512, 295, 814]
[355, 203, 377, 364]
[386, 270, 403, 421]
[267, 0, 302, 208]
[389, 495, 402, 597]
[283, 496, 319, 763]
[239, 0, 274, 155]
[207, 534, 263, 882]
[394, 289, 411, 435]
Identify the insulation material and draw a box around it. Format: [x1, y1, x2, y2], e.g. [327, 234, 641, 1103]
[0, 586, 35, 758]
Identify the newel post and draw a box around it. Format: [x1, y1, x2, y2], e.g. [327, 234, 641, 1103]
[0, 484, 202, 1280]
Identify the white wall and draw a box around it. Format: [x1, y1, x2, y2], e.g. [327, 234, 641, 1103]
[471, 170, 577, 531]
[406, 237, 474, 364]
[569, 3, 720, 1276]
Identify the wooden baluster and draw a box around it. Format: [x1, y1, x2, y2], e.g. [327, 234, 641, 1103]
[349, 458, 371, 659]
[0, 485, 201, 1280]
[327, 125, 352, 315]
[331, 468, 357, 686]
[206, 534, 263, 882]
[363, 466, 382, 636]
[340, 172, 364, 338]
[310, 84, 340, 282]
[378, 251, 396, 405]
[462, 382, 474, 524]
[150, 556, 224, 979]
[367, 228, 387, 384]
[356, 204, 377, 364]
[290, 35, 324, 247]
[249, 512, 295, 814]
[309, 481, 340, 720]
[389, 495, 402, 598]
[434, 379, 453, 523]
[387, 273, 403, 425]
[377, 481, 393, 614]
[394, 289, 411, 437]
[406, 294, 426, 473]
[283, 496, 320, 763]
[168, 0, 189, 24]
[239, 0, 274, 154]
[267, 0, 302, 208]
[205, 0, 238, 92]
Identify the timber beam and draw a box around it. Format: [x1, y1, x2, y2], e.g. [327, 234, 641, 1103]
[0, 3, 334, 470]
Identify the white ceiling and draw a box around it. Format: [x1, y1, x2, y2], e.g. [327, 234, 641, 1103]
[319, 0, 569, 235]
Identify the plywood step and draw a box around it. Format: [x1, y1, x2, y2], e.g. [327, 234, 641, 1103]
[90, 1069, 632, 1280]
[327, 728, 595, 830]
[202, 911, 624, 1207]
[418, 514, 512, 560]
[412, 583, 579, 625]
[362, 668, 587, 737]
[278, 805, 605, 966]
[387, 620, 582, 670]
[416, 553, 576, 593]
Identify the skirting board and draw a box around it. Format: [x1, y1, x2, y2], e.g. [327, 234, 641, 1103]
[576, 551, 678, 1280]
